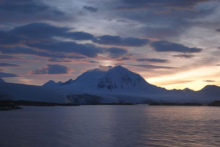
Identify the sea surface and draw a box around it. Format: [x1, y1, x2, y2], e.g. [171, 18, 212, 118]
[1, 105, 220, 147]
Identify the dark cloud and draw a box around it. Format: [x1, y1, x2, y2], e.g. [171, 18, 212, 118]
[11, 23, 69, 39]
[112, 0, 215, 39]
[27, 41, 102, 57]
[0, 46, 66, 59]
[0, 23, 94, 45]
[0, 63, 19, 67]
[89, 60, 99, 63]
[216, 29, 220, 32]
[67, 31, 94, 40]
[83, 6, 98, 13]
[0, 31, 23, 45]
[116, 0, 210, 10]
[0, 71, 18, 77]
[173, 54, 195, 58]
[32, 64, 71, 74]
[47, 55, 85, 62]
[120, 57, 130, 60]
[0, 0, 66, 23]
[105, 47, 128, 58]
[93, 35, 149, 47]
[0, 23, 95, 46]
[204, 80, 215, 82]
[128, 64, 175, 69]
[47, 58, 72, 63]
[136, 58, 169, 63]
[151, 41, 202, 53]
[0, 55, 19, 60]
[1, 42, 127, 60]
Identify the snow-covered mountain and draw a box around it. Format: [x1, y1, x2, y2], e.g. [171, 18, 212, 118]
[43, 79, 75, 87]
[63, 65, 165, 94]
[1, 65, 220, 104]
[0, 82, 66, 103]
[0, 78, 5, 83]
[43, 80, 60, 87]
[61, 79, 74, 85]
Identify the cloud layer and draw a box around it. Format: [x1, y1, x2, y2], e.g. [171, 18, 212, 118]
[32, 64, 71, 74]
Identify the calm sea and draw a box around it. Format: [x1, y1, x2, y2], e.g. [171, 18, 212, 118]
[1, 105, 220, 147]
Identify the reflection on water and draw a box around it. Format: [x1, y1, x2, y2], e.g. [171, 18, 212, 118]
[1, 106, 220, 147]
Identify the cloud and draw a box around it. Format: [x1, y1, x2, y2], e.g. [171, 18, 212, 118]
[127, 64, 175, 69]
[0, 55, 19, 60]
[173, 54, 195, 58]
[151, 41, 202, 53]
[0, 63, 19, 67]
[116, 0, 210, 10]
[89, 60, 99, 63]
[111, 0, 215, 39]
[216, 29, 220, 32]
[0, 23, 94, 45]
[83, 6, 98, 13]
[93, 35, 149, 47]
[47, 55, 85, 63]
[0, 0, 66, 23]
[156, 79, 194, 86]
[47, 58, 72, 63]
[0, 46, 67, 59]
[67, 31, 94, 40]
[32, 64, 71, 74]
[1, 42, 127, 60]
[0, 31, 23, 45]
[11, 23, 69, 39]
[136, 58, 169, 63]
[120, 57, 130, 60]
[0, 71, 18, 77]
[204, 80, 215, 82]
[105, 47, 128, 58]
[27, 41, 102, 57]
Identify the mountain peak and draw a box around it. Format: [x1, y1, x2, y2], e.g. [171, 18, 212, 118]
[0, 78, 5, 83]
[108, 65, 131, 74]
[200, 85, 220, 92]
[96, 65, 159, 92]
[111, 65, 127, 70]
[62, 79, 74, 85]
[42, 80, 57, 87]
[63, 65, 163, 93]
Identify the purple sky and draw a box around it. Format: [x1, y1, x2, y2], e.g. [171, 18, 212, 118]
[0, 0, 220, 90]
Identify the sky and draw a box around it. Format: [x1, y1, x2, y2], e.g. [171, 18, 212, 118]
[0, 0, 220, 90]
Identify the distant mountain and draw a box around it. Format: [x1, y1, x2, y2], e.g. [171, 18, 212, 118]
[199, 85, 220, 93]
[63, 65, 165, 94]
[198, 85, 220, 100]
[0, 78, 5, 83]
[61, 79, 74, 85]
[42, 80, 60, 87]
[42, 79, 75, 88]
[0, 82, 66, 103]
[3, 65, 220, 104]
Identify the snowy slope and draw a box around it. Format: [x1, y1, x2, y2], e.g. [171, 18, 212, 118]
[2, 66, 220, 104]
[42, 80, 61, 87]
[0, 82, 119, 104]
[42, 79, 75, 87]
[0, 82, 66, 103]
[63, 65, 164, 94]
[63, 67, 108, 91]
[0, 78, 5, 83]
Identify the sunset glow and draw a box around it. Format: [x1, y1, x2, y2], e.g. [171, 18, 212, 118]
[0, 0, 220, 90]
